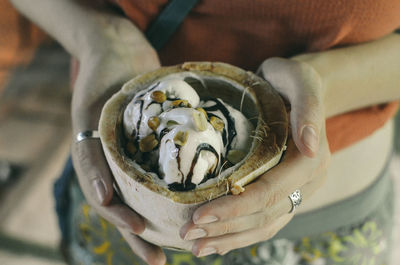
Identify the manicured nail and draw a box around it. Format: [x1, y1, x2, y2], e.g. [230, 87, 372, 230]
[194, 215, 218, 225]
[198, 247, 217, 257]
[184, 228, 207, 240]
[301, 125, 318, 153]
[93, 179, 106, 204]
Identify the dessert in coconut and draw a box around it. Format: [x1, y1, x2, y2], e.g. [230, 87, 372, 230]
[99, 62, 288, 251]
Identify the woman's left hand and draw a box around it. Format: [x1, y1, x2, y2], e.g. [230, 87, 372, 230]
[179, 58, 331, 257]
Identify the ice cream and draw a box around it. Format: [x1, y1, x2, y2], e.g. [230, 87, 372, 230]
[123, 78, 253, 191]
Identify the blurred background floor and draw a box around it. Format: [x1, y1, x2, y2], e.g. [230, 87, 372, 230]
[0, 41, 399, 265]
[0, 44, 71, 265]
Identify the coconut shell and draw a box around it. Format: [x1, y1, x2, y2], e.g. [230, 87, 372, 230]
[99, 62, 288, 251]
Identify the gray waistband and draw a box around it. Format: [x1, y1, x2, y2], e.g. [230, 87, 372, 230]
[275, 154, 393, 240]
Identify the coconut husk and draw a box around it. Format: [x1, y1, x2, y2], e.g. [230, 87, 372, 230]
[99, 62, 288, 250]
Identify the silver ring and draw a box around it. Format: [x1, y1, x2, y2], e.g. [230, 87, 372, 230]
[288, 189, 302, 214]
[75, 130, 100, 143]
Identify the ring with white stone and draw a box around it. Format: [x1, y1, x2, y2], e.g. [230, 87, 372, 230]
[288, 189, 302, 214]
[75, 130, 100, 143]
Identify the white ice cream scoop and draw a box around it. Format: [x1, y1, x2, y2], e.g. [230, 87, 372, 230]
[123, 79, 200, 140]
[157, 108, 223, 188]
[123, 77, 253, 191]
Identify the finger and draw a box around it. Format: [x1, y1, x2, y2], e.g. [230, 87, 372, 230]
[181, 196, 292, 240]
[258, 57, 324, 157]
[192, 214, 293, 257]
[185, 159, 330, 241]
[289, 83, 324, 158]
[192, 140, 306, 224]
[118, 228, 166, 265]
[94, 200, 145, 234]
[254, 135, 329, 212]
[298, 142, 330, 203]
[72, 140, 145, 234]
[72, 139, 114, 205]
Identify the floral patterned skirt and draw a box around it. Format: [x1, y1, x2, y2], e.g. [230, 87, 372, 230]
[55, 157, 395, 265]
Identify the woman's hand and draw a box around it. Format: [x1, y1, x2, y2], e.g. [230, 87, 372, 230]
[70, 14, 166, 265]
[179, 58, 331, 257]
[10, 0, 167, 263]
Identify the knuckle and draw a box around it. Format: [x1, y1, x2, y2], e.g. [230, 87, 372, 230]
[89, 174, 103, 184]
[265, 193, 280, 208]
[293, 105, 321, 129]
[222, 194, 249, 218]
[263, 184, 285, 208]
[221, 222, 234, 235]
[296, 61, 322, 86]
[257, 179, 274, 208]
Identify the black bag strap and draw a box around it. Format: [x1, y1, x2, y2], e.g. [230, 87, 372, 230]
[145, 0, 199, 51]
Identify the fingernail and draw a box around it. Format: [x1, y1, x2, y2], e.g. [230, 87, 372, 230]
[194, 215, 218, 225]
[198, 247, 217, 257]
[301, 125, 318, 153]
[93, 179, 106, 204]
[184, 228, 207, 240]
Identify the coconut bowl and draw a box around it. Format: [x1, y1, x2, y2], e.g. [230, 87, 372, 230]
[99, 62, 288, 251]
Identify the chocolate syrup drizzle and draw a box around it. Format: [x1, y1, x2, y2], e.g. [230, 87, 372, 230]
[175, 145, 184, 183]
[130, 82, 160, 137]
[135, 100, 144, 137]
[135, 95, 182, 137]
[126, 85, 240, 192]
[169, 143, 219, 192]
[203, 98, 237, 153]
[159, 127, 171, 140]
[185, 143, 219, 184]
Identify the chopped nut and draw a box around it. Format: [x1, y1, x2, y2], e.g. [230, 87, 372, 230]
[192, 111, 208, 131]
[150, 90, 166, 103]
[227, 149, 246, 164]
[139, 134, 158, 152]
[167, 120, 180, 126]
[174, 131, 188, 146]
[231, 184, 245, 195]
[210, 116, 225, 132]
[126, 141, 137, 155]
[195, 107, 208, 120]
[172, 99, 189, 108]
[147, 116, 160, 131]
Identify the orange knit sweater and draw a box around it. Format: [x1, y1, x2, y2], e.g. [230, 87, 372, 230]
[110, 0, 400, 153]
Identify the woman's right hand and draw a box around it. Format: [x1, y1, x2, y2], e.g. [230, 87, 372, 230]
[70, 14, 166, 265]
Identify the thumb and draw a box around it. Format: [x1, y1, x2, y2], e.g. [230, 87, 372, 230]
[258, 57, 324, 157]
[289, 87, 324, 157]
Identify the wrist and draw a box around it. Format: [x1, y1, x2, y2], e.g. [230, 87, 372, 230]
[74, 12, 122, 61]
[292, 34, 400, 118]
[71, 45, 160, 133]
[79, 13, 157, 63]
